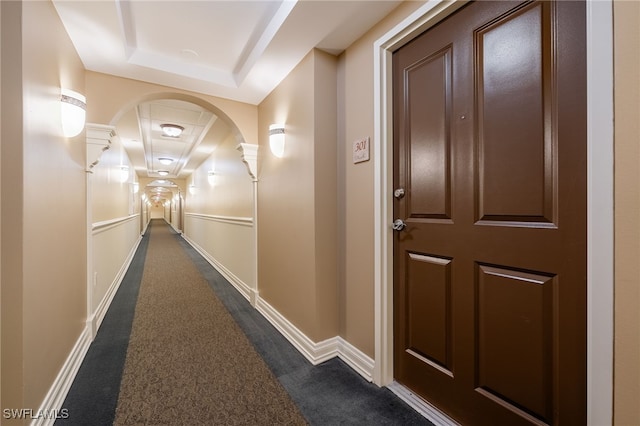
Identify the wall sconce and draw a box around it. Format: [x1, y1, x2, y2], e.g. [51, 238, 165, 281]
[119, 166, 129, 183]
[269, 124, 285, 158]
[60, 89, 86, 137]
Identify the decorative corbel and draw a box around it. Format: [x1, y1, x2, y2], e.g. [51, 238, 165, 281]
[237, 143, 259, 181]
[86, 123, 114, 171]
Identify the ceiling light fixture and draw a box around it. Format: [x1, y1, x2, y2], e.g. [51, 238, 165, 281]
[160, 123, 184, 138]
[158, 157, 174, 165]
[157, 170, 169, 176]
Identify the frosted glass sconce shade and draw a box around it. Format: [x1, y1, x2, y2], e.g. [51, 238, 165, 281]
[60, 89, 86, 137]
[119, 166, 129, 183]
[269, 124, 285, 158]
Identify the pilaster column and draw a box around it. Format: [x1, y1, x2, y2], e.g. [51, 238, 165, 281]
[85, 123, 115, 338]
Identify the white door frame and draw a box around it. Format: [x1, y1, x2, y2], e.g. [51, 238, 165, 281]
[372, 1, 614, 424]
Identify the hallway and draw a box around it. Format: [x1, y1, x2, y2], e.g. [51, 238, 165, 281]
[58, 220, 430, 425]
[4, 1, 638, 425]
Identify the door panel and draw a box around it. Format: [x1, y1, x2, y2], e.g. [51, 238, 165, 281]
[393, 1, 586, 425]
[405, 252, 453, 373]
[475, 2, 555, 225]
[476, 264, 555, 421]
[405, 47, 453, 220]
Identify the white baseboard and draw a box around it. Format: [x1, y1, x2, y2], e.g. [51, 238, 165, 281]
[182, 234, 258, 306]
[87, 235, 142, 339]
[182, 234, 374, 382]
[166, 218, 182, 235]
[30, 327, 92, 426]
[33, 234, 143, 425]
[336, 337, 375, 382]
[256, 297, 375, 382]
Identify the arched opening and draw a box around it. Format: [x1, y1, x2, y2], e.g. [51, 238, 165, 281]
[108, 93, 254, 229]
[86, 91, 259, 338]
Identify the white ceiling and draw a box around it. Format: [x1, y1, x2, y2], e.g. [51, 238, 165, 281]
[52, 0, 402, 182]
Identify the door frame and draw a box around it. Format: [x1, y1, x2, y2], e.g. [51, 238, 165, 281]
[372, 1, 614, 424]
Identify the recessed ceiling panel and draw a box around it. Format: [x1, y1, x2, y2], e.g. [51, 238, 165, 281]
[52, 0, 402, 104]
[120, 0, 285, 87]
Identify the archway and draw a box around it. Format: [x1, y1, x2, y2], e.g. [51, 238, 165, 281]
[89, 91, 260, 307]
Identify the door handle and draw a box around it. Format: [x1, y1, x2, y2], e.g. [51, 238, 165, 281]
[392, 219, 407, 231]
[394, 188, 405, 199]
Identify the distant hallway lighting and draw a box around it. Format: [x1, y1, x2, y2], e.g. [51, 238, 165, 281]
[60, 89, 86, 137]
[158, 157, 174, 165]
[160, 123, 184, 138]
[157, 170, 169, 176]
[269, 124, 285, 158]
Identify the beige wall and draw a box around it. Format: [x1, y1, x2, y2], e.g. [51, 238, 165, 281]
[0, 0, 3, 408]
[1, 0, 87, 420]
[91, 133, 138, 223]
[338, 1, 424, 356]
[183, 129, 257, 291]
[85, 71, 258, 148]
[1, 0, 24, 415]
[614, 1, 640, 424]
[187, 132, 253, 218]
[257, 49, 339, 342]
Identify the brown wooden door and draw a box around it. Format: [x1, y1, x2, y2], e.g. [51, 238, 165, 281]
[392, 1, 586, 425]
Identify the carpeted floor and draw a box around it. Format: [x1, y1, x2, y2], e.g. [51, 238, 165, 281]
[113, 220, 306, 425]
[58, 219, 432, 425]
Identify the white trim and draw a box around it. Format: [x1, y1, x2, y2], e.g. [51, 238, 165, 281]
[237, 143, 259, 182]
[184, 212, 253, 227]
[586, 1, 614, 424]
[92, 214, 139, 235]
[336, 337, 375, 382]
[255, 296, 335, 364]
[387, 382, 460, 426]
[372, 1, 614, 424]
[86, 235, 142, 339]
[30, 327, 92, 426]
[182, 233, 258, 306]
[184, 219, 375, 380]
[256, 297, 375, 381]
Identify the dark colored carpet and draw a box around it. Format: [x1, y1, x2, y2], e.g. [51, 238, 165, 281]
[57, 228, 149, 426]
[58, 219, 432, 425]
